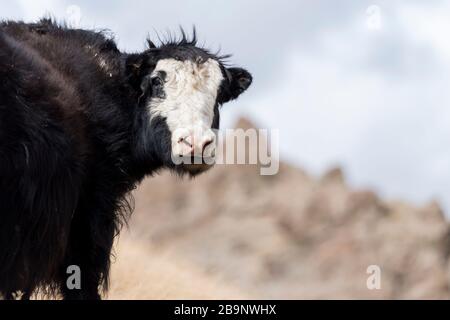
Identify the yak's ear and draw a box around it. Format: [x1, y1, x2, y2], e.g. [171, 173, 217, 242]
[226, 67, 253, 101]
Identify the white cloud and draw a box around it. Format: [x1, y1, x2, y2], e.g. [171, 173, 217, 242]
[15, 0, 68, 21]
[228, 2, 450, 213]
[398, 1, 450, 66]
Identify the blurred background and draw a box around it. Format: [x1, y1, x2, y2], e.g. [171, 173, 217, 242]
[4, 0, 450, 299]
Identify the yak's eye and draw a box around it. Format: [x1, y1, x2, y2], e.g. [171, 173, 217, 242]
[152, 76, 164, 88]
[151, 76, 166, 99]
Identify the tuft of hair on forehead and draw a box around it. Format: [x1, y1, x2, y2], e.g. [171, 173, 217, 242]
[146, 26, 232, 66]
[147, 26, 197, 49]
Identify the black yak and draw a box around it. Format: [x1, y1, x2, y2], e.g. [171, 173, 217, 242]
[0, 18, 252, 299]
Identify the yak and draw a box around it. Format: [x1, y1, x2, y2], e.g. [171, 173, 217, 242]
[0, 18, 252, 299]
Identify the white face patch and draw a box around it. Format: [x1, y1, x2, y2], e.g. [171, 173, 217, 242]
[148, 58, 223, 130]
[147, 58, 224, 158]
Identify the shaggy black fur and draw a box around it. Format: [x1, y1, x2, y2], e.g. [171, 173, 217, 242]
[0, 18, 252, 300]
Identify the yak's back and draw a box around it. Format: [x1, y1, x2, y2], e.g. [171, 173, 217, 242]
[0, 19, 126, 144]
[0, 18, 122, 83]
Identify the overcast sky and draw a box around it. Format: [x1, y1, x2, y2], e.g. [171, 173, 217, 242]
[2, 0, 450, 213]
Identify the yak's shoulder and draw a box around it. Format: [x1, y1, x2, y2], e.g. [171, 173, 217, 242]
[0, 18, 120, 55]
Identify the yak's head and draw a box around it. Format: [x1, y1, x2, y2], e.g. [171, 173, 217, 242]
[128, 30, 252, 176]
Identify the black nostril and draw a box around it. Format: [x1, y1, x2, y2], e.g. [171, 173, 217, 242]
[202, 139, 214, 153]
[179, 137, 193, 148]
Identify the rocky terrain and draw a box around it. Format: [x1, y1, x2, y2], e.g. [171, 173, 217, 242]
[109, 118, 450, 299]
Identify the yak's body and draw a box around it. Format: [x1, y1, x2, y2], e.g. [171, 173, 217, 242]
[0, 19, 252, 300]
[0, 20, 148, 299]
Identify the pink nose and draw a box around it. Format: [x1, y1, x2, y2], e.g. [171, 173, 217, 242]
[177, 134, 215, 157]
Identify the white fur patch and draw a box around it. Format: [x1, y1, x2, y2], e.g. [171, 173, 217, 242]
[148, 58, 223, 135]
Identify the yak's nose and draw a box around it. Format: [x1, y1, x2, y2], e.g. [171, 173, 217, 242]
[181, 134, 214, 156]
[172, 129, 216, 160]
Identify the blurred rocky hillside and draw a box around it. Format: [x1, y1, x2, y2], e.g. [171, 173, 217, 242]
[111, 118, 450, 299]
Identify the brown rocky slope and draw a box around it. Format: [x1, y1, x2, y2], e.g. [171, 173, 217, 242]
[109, 118, 450, 299]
